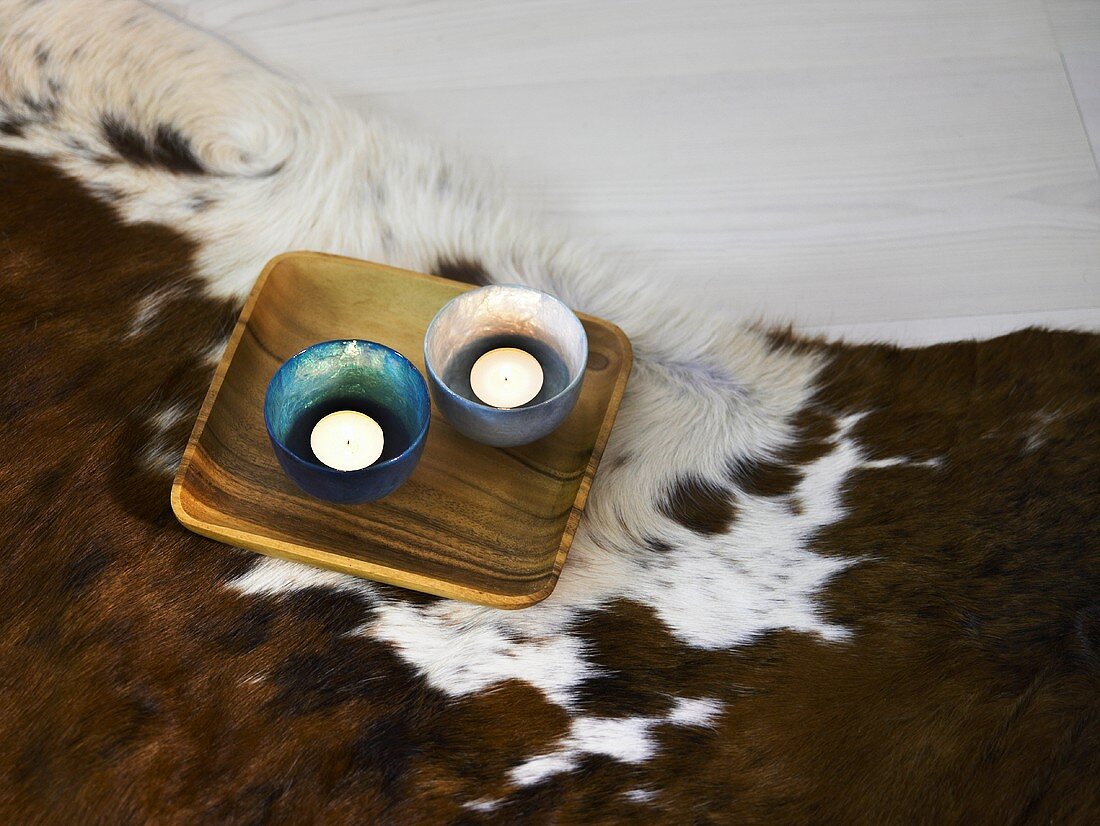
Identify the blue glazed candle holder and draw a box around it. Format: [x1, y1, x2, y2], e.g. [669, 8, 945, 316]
[424, 284, 588, 448]
[264, 340, 430, 504]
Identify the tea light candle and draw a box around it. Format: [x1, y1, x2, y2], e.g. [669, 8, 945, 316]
[470, 347, 544, 409]
[310, 410, 384, 471]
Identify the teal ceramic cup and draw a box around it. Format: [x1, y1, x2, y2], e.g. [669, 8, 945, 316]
[264, 340, 430, 503]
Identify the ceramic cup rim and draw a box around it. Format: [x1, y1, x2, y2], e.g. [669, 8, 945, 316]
[423, 283, 588, 414]
[263, 339, 431, 474]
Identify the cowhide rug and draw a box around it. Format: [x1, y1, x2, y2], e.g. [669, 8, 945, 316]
[1, 1, 1098, 822]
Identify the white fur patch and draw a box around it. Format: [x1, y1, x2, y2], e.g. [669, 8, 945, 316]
[666, 696, 723, 727]
[509, 696, 723, 786]
[367, 600, 592, 709]
[232, 559, 364, 597]
[461, 797, 502, 813]
[1023, 409, 1061, 453]
[140, 442, 182, 475]
[151, 401, 189, 434]
[861, 456, 942, 469]
[510, 749, 580, 787]
[126, 285, 185, 338]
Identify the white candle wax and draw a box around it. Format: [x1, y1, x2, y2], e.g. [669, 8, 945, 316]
[310, 410, 385, 471]
[469, 347, 544, 409]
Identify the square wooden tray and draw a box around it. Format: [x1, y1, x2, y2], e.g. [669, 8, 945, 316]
[171, 252, 631, 608]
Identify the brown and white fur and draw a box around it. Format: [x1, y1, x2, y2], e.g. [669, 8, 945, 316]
[1, 1, 1097, 822]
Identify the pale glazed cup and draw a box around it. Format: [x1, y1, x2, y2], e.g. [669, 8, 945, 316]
[423, 285, 588, 447]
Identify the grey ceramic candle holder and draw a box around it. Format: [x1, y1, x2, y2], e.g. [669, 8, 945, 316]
[423, 284, 588, 447]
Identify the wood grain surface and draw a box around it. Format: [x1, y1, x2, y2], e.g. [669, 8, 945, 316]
[172, 253, 632, 608]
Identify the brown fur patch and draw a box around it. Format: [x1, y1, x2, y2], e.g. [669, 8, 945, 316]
[771, 330, 1100, 822]
[101, 115, 205, 174]
[433, 258, 492, 286]
[659, 476, 738, 535]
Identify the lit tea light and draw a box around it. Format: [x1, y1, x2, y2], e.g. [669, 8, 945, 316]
[470, 347, 543, 408]
[310, 410, 384, 471]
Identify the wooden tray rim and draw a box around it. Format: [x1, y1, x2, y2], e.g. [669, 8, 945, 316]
[171, 251, 632, 608]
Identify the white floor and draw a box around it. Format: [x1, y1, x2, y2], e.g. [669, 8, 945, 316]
[162, 0, 1100, 344]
